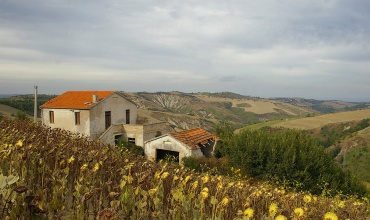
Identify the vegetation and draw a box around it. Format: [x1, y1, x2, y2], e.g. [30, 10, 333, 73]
[14, 111, 28, 121]
[1, 119, 369, 219]
[344, 147, 370, 183]
[214, 125, 369, 197]
[313, 119, 370, 148]
[117, 138, 144, 156]
[0, 94, 56, 116]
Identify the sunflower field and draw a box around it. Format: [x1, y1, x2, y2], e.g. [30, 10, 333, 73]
[0, 119, 369, 219]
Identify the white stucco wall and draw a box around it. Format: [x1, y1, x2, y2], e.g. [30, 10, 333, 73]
[41, 108, 90, 135]
[41, 92, 138, 140]
[144, 135, 203, 163]
[89, 93, 138, 139]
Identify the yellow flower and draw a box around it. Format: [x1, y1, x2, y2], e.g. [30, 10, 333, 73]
[93, 162, 99, 172]
[337, 200, 345, 208]
[16, 140, 23, 147]
[303, 195, 312, 203]
[217, 182, 223, 190]
[221, 197, 229, 206]
[184, 175, 192, 184]
[323, 212, 338, 220]
[269, 203, 278, 216]
[275, 215, 287, 220]
[294, 208, 304, 217]
[173, 175, 179, 181]
[148, 188, 158, 196]
[192, 180, 198, 190]
[202, 174, 209, 183]
[67, 155, 75, 163]
[353, 201, 363, 206]
[161, 172, 169, 179]
[80, 163, 88, 171]
[200, 187, 209, 199]
[244, 208, 254, 218]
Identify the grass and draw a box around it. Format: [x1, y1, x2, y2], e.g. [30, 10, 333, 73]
[345, 146, 370, 182]
[0, 104, 23, 116]
[236, 120, 285, 132]
[272, 109, 370, 130]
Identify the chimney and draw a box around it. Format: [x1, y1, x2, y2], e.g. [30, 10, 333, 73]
[92, 94, 99, 103]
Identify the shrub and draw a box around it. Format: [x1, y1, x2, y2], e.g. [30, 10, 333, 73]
[215, 125, 369, 196]
[117, 138, 144, 156]
[182, 156, 231, 176]
[15, 111, 28, 120]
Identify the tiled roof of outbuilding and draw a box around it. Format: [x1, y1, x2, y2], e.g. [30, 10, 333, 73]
[40, 91, 115, 109]
[170, 128, 218, 149]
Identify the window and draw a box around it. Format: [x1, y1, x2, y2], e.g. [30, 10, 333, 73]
[128, 137, 135, 144]
[126, 109, 130, 124]
[49, 111, 54, 123]
[75, 112, 80, 125]
[105, 111, 111, 129]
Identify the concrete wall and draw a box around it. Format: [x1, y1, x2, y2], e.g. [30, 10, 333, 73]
[99, 122, 172, 147]
[90, 93, 138, 139]
[122, 124, 144, 146]
[144, 135, 204, 163]
[41, 108, 90, 135]
[99, 124, 123, 146]
[143, 122, 172, 142]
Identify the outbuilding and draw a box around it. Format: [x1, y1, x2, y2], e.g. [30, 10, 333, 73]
[144, 128, 219, 163]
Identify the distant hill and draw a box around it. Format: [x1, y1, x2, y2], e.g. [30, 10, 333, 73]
[122, 91, 314, 131]
[0, 94, 57, 117]
[2, 91, 370, 131]
[0, 94, 21, 98]
[272, 97, 370, 113]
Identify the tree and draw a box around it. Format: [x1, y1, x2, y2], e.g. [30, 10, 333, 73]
[15, 111, 28, 121]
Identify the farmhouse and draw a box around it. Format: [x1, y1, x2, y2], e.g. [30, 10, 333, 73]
[144, 128, 219, 163]
[40, 91, 171, 146]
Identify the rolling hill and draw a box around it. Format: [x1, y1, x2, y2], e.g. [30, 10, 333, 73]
[1, 91, 369, 131]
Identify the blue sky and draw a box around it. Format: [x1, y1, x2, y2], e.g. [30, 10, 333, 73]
[0, 0, 369, 101]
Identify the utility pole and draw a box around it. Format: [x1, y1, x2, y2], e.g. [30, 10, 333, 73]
[34, 86, 38, 122]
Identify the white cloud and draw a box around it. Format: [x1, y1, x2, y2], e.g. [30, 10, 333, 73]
[0, 0, 369, 101]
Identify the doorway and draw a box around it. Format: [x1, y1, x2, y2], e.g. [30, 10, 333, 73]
[105, 111, 111, 129]
[156, 149, 179, 162]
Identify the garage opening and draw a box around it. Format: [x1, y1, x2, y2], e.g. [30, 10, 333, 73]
[156, 149, 179, 163]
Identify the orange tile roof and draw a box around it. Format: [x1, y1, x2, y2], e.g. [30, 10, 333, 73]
[40, 91, 115, 109]
[170, 128, 218, 149]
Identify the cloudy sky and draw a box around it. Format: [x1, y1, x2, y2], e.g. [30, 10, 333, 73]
[1, 0, 369, 101]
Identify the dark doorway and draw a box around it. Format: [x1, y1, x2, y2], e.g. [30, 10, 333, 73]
[105, 111, 111, 129]
[114, 134, 123, 146]
[156, 149, 179, 162]
[126, 109, 130, 124]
